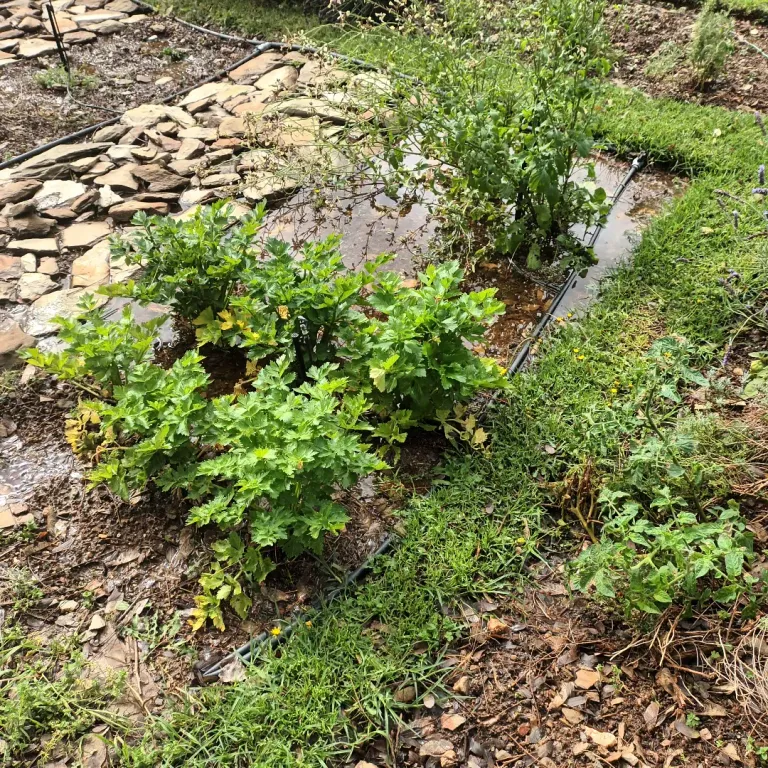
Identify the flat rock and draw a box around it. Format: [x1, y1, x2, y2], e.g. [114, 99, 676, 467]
[60, 220, 111, 249]
[38, 256, 59, 274]
[93, 164, 138, 193]
[254, 65, 298, 93]
[62, 29, 97, 44]
[33, 179, 87, 210]
[176, 138, 205, 160]
[177, 126, 217, 142]
[242, 173, 300, 203]
[217, 116, 248, 139]
[131, 164, 187, 192]
[121, 103, 169, 128]
[0, 316, 35, 355]
[0, 254, 22, 280]
[7, 213, 54, 237]
[18, 142, 112, 170]
[72, 9, 125, 22]
[0, 179, 42, 206]
[17, 37, 58, 57]
[71, 239, 111, 286]
[24, 287, 108, 336]
[92, 123, 130, 143]
[200, 172, 240, 188]
[104, 0, 136, 10]
[228, 51, 285, 84]
[180, 81, 231, 106]
[263, 97, 348, 124]
[6, 237, 58, 255]
[17, 272, 56, 301]
[108, 200, 169, 222]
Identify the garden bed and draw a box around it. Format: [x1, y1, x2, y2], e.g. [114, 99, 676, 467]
[608, 0, 768, 112]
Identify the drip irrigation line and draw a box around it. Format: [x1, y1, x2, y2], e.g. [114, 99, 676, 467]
[199, 534, 395, 681]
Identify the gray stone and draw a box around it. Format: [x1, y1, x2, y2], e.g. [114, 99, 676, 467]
[17, 37, 58, 58]
[92, 123, 130, 143]
[17, 142, 112, 171]
[228, 51, 285, 85]
[0, 316, 35, 355]
[32, 179, 87, 211]
[20, 253, 36, 272]
[71, 239, 111, 287]
[254, 65, 298, 93]
[17, 272, 57, 301]
[24, 287, 108, 336]
[93, 164, 138, 193]
[131, 164, 187, 192]
[0, 255, 22, 280]
[60, 221, 111, 250]
[6, 238, 58, 255]
[108, 200, 169, 222]
[200, 172, 240, 188]
[7, 213, 54, 237]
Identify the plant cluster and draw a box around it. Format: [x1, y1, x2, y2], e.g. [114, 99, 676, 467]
[33, 65, 100, 91]
[331, 0, 611, 273]
[25, 203, 506, 628]
[571, 339, 761, 616]
[689, 0, 733, 85]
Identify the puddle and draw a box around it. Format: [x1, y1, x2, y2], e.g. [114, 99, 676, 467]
[0, 433, 77, 506]
[557, 156, 686, 318]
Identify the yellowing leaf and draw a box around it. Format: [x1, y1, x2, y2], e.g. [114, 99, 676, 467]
[472, 427, 488, 446]
[370, 367, 386, 392]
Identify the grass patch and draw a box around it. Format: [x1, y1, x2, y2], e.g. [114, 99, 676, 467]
[116, 87, 768, 764]
[33, 65, 100, 91]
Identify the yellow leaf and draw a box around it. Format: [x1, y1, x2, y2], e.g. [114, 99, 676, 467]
[472, 427, 488, 446]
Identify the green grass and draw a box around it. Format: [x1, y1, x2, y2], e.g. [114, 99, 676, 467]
[113, 87, 768, 765]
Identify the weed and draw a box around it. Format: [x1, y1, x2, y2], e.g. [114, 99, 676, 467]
[686, 712, 702, 729]
[0, 568, 43, 613]
[0, 624, 127, 765]
[644, 41, 686, 80]
[33, 65, 99, 91]
[161, 46, 188, 61]
[689, 1, 734, 85]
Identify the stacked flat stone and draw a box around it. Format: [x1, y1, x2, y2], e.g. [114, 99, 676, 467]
[0, 0, 146, 66]
[0, 49, 390, 356]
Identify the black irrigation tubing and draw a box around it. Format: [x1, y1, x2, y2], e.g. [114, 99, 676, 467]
[199, 152, 649, 682]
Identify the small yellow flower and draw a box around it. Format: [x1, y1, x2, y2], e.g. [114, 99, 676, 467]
[305, 621, 313, 628]
[577, 355, 585, 361]
[610, 388, 618, 394]
[567, 312, 573, 318]
[628, 383, 633, 388]
[270, 626, 282, 636]
[498, 366, 507, 376]
[277, 305, 290, 320]
[516, 537, 526, 545]
[573, 348, 580, 353]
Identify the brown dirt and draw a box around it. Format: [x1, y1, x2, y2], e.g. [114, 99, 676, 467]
[608, 0, 768, 113]
[0, 17, 251, 158]
[351, 578, 765, 768]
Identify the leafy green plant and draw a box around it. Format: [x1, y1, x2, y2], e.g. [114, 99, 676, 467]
[161, 46, 188, 61]
[332, 0, 611, 272]
[743, 351, 768, 398]
[22, 296, 163, 395]
[106, 202, 267, 321]
[34, 65, 99, 91]
[689, 1, 733, 85]
[572, 494, 754, 614]
[27, 205, 507, 628]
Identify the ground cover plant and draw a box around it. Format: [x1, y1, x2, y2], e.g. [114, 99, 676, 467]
[23, 203, 507, 630]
